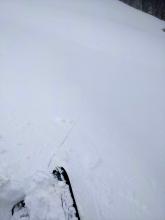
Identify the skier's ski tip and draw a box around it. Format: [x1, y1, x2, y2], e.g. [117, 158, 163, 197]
[52, 167, 80, 220]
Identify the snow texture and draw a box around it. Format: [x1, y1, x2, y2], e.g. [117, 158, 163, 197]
[11, 172, 77, 220]
[0, 0, 165, 219]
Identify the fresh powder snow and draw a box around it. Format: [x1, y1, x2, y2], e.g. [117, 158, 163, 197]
[0, 0, 165, 219]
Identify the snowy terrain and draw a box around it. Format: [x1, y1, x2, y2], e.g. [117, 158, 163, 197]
[0, 0, 165, 219]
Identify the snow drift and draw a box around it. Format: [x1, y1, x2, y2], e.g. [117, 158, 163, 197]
[0, 0, 165, 219]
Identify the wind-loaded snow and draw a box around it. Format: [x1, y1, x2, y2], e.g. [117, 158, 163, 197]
[0, 0, 165, 219]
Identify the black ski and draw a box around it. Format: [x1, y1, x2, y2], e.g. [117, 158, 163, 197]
[52, 167, 80, 220]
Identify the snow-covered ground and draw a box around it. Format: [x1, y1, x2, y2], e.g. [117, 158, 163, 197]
[0, 0, 165, 219]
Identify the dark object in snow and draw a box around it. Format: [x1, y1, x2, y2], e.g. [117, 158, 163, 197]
[11, 200, 25, 215]
[162, 28, 165, 32]
[11, 200, 29, 219]
[52, 167, 80, 220]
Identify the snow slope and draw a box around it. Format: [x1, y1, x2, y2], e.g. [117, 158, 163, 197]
[0, 0, 165, 219]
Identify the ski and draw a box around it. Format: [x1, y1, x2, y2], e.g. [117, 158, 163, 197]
[52, 167, 80, 220]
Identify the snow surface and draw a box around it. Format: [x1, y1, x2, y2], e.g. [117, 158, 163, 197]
[11, 172, 77, 220]
[0, 0, 165, 219]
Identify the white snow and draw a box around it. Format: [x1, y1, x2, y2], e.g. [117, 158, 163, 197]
[0, 0, 165, 219]
[11, 172, 76, 220]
